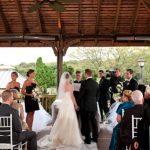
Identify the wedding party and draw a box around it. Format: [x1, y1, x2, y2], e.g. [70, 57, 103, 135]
[0, 0, 150, 150]
[0, 65, 150, 150]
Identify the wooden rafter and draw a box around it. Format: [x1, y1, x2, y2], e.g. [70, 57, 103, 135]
[114, 0, 122, 33]
[78, 3, 82, 34]
[63, 39, 80, 56]
[148, 19, 150, 33]
[95, 0, 102, 34]
[35, 0, 43, 32]
[131, 0, 141, 33]
[14, 0, 25, 33]
[142, 0, 150, 13]
[0, 6, 8, 33]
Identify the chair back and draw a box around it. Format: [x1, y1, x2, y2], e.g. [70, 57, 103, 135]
[131, 115, 142, 139]
[0, 114, 13, 145]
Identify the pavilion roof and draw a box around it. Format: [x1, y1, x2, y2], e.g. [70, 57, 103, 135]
[0, 0, 150, 47]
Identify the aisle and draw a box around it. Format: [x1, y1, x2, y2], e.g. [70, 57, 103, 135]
[97, 123, 112, 150]
[37, 126, 98, 150]
[36, 123, 112, 150]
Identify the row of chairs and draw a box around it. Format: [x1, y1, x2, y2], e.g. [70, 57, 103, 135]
[0, 114, 27, 150]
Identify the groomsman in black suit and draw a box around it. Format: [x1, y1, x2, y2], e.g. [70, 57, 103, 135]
[79, 69, 99, 144]
[98, 70, 110, 122]
[123, 69, 138, 92]
[73, 70, 82, 119]
[0, 90, 37, 150]
[110, 68, 124, 104]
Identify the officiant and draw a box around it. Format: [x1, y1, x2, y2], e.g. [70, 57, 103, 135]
[73, 70, 83, 119]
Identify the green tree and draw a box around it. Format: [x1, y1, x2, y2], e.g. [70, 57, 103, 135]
[63, 62, 74, 75]
[35, 57, 57, 91]
[69, 47, 150, 84]
[15, 62, 35, 76]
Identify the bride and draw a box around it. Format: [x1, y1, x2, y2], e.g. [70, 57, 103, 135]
[38, 72, 84, 149]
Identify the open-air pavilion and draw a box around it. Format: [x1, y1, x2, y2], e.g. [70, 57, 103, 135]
[0, 0, 150, 84]
[0, 0, 150, 149]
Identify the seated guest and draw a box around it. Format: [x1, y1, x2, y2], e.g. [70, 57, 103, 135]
[130, 86, 150, 150]
[117, 90, 143, 150]
[10, 89, 28, 131]
[109, 90, 134, 150]
[0, 90, 37, 150]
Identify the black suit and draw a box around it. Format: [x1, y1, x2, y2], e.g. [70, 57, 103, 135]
[79, 78, 99, 142]
[73, 80, 82, 119]
[123, 78, 138, 92]
[98, 76, 110, 121]
[73, 80, 82, 106]
[117, 105, 143, 149]
[0, 104, 37, 150]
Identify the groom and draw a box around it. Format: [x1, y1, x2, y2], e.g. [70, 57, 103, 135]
[79, 69, 99, 144]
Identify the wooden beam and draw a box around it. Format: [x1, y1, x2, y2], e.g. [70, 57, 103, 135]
[114, 0, 122, 33]
[14, 0, 25, 33]
[40, 41, 58, 55]
[78, 3, 82, 34]
[148, 20, 150, 33]
[63, 39, 80, 56]
[131, 0, 141, 33]
[35, 0, 43, 32]
[142, 0, 150, 13]
[0, 5, 9, 33]
[57, 47, 63, 86]
[95, 0, 102, 34]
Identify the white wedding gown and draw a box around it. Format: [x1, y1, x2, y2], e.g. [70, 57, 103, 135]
[38, 91, 85, 150]
[22, 102, 52, 132]
[106, 102, 122, 128]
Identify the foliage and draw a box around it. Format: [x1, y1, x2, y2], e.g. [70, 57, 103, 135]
[35, 57, 57, 91]
[15, 47, 150, 87]
[15, 62, 35, 76]
[68, 47, 150, 84]
[63, 62, 74, 75]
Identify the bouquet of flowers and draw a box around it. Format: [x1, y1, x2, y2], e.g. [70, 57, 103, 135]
[32, 87, 42, 102]
[113, 82, 123, 101]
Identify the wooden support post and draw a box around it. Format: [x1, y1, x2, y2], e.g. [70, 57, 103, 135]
[52, 39, 79, 86]
[57, 47, 63, 86]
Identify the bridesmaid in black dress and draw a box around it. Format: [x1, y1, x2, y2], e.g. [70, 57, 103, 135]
[21, 69, 39, 130]
[6, 71, 20, 91]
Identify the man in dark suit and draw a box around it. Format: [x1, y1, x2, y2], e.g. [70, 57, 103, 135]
[110, 68, 124, 104]
[117, 90, 143, 150]
[98, 70, 110, 122]
[73, 70, 82, 119]
[123, 69, 138, 92]
[79, 69, 99, 144]
[0, 90, 37, 150]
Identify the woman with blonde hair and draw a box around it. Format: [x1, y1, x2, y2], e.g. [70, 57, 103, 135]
[109, 90, 135, 150]
[6, 71, 20, 91]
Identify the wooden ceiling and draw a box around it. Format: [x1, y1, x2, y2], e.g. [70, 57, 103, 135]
[0, 0, 150, 47]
